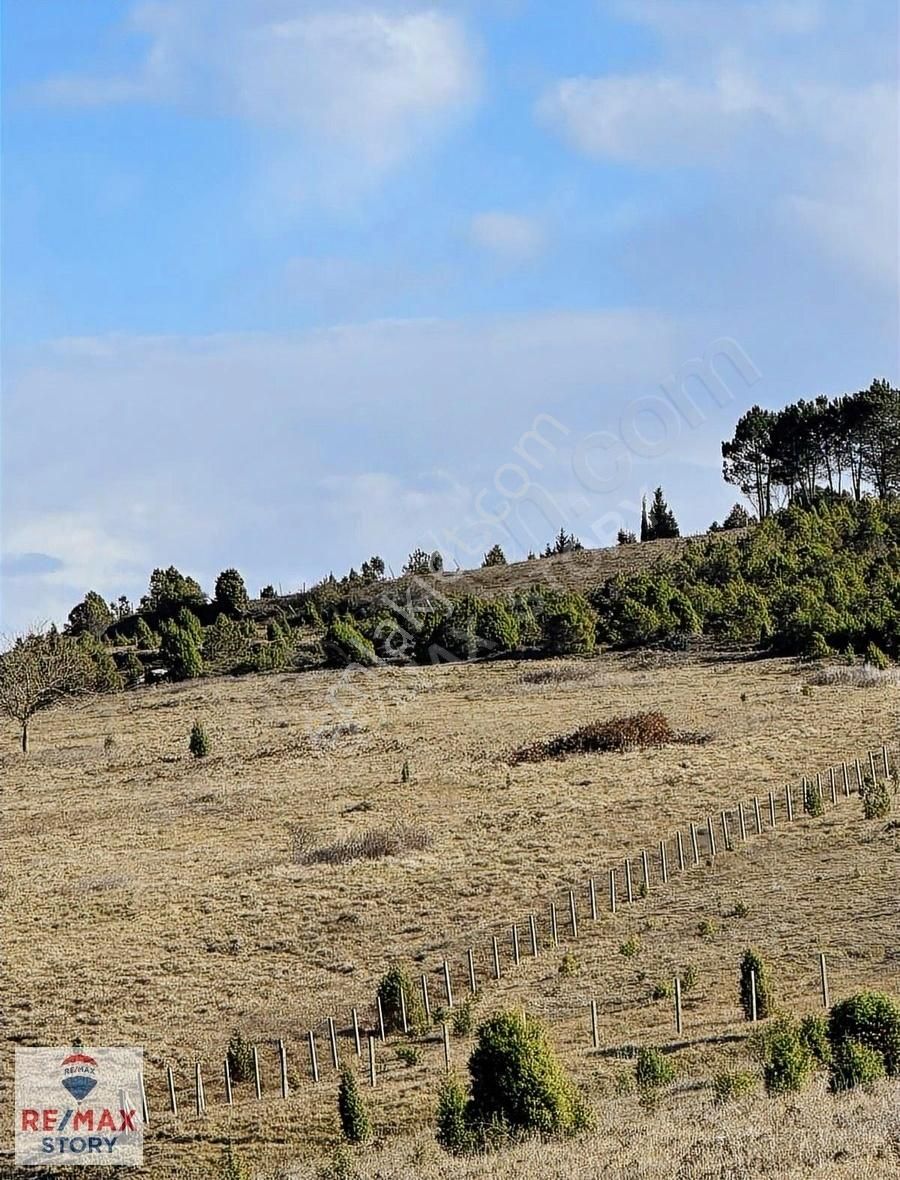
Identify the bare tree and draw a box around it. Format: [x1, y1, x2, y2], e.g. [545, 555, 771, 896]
[0, 629, 90, 753]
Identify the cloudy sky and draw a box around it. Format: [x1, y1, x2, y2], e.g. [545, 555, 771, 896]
[2, 0, 898, 629]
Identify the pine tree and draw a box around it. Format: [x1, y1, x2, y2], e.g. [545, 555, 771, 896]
[337, 1066, 371, 1143]
[640, 497, 650, 542]
[646, 488, 680, 540]
[482, 544, 507, 567]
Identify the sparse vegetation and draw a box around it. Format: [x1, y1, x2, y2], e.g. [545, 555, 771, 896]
[377, 963, 425, 1035]
[226, 1030, 254, 1083]
[189, 720, 210, 758]
[712, 1069, 756, 1103]
[861, 772, 894, 819]
[294, 825, 430, 867]
[634, 1047, 675, 1092]
[509, 711, 698, 764]
[739, 949, 773, 1020]
[827, 992, 900, 1083]
[337, 1066, 371, 1143]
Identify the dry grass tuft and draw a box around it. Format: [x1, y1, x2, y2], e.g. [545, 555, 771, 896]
[291, 823, 431, 866]
[509, 711, 702, 764]
[519, 664, 592, 686]
[808, 665, 900, 689]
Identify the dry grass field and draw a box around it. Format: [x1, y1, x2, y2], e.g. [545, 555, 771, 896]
[2, 650, 898, 1177]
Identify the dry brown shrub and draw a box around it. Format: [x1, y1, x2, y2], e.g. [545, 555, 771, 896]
[509, 711, 702, 764]
[291, 823, 431, 866]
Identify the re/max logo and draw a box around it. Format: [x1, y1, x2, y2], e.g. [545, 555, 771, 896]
[20, 1108, 137, 1133]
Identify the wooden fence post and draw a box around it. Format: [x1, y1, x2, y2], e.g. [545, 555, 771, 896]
[467, 947, 477, 993]
[569, 889, 578, 938]
[278, 1039, 289, 1099]
[707, 815, 717, 857]
[550, 901, 559, 947]
[785, 784, 794, 822]
[512, 924, 520, 966]
[738, 802, 747, 842]
[223, 1058, 233, 1106]
[139, 1072, 149, 1126]
[753, 795, 762, 834]
[829, 767, 837, 806]
[659, 840, 668, 883]
[420, 976, 431, 1024]
[625, 858, 634, 902]
[609, 868, 617, 914]
[368, 1036, 376, 1087]
[882, 745, 890, 778]
[590, 999, 599, 1050]
[194, 1063, 205, 1117]
[443, 959, 454, 1009]
[399, 988, 409, 1035]
[869, 751, 878, 783]
[689, 823, 700, 866]
[750, 970, 758, 1023]
[308, 1031, 319, 1084]
[529, 913, 539, 956]
[442, 1023, 451, 1073]
[674, 977, 683, 1035]
[376, 994, 386, 1041]
[166, 1065, 177, 1118]
[641, 849, 650, 893]
[252, 1046, 261, 1100]
[492, 935, 501, 981]
[819, 952, 830, 1009]
[676, 830, 686, 871]
[768, 791, 776, 828]
[589, 877, 598, 921]
[328, 1017, 339, 1067]
[842, 762, 851, 797]
[855, 758, 863, 791]
[720, 810, 731, 851]
[352, 1007, 362, 1056]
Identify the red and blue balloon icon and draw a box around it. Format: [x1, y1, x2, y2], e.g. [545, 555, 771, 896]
[60, 1053, 98, 1101]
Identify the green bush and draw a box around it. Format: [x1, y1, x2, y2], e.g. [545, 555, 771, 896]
[798, 1013, 831, 1065]
[376, 963, 425, 1035]
[739, 949, 774, 1020]
[226, 1030, 254, 1083]
[160, 622, 203, 680]
[219, 1144, 250, 1180]
[78, 634, 124, 692]
[325, 617, 378, 668]
[451, 995, 478, 1037]
[861, 774, 893, 820]
[475, 599, 520, 655]
[482, 545, 507, 567]
[827, 991, 900, 1079]
[121, 651, 145, 688]
[436, 1074, 472, 1155]
[215, 568, 250, 616]
[135, 617, 158, 650]
[865, 642, 890, 670]
[803, 778, 825, 818]
[762, 1019, 813, 1094]
[395, 1045, 420, 1068]
[540, 593, 597, 656]
[634, 1047, 675, 1091]
[829, 1039, 886, 1091]
[712, 1070, 756, 1103]
[337, 1066, 371, 1143]
[189, 721, 210, 758]
[465, 1011, 588, 1140]
[802, 631, 832, 662]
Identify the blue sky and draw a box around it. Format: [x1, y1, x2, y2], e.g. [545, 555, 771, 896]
[2, 0, 898, 629]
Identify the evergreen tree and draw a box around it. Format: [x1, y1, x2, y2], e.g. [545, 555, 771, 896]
[66, 591, 113, 639]
[481, 544, 507, 567]
[215, 569, 250, 615]
[640, 497, 650, 542]
[646, 488, 680, 540]
[337, 1066, 371, 1143]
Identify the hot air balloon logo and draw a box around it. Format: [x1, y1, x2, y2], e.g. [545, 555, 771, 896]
[60, 1053, 98, 1102]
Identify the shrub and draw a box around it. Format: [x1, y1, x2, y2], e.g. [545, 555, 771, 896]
[540, 593, 597, 657]
[395, 1044, 421, 1068]
[337, 1066, 371, 1143]
[798, 1013, 831, 1065]
[135, 617, 158, 650]
[482, 545, 507, 567]
[712, 1070, 756, 1103]
[861, 773, 893, 820]
[634, 1047, 675, 1091]
[827, 991, 900, 1078]
[829, 1040, 886, 1091]
[475, 599, 520, 655]
[78, 634, 124, 692]
[219, 1145, 250, 1180]
[558, 952, 579, 977]
[400, 759, 411, 783]
[509, 711, 680, 764]
[466, 1011, 588, 1139]
[803, 778, 825, 818]
[865, 641, 890, 670]
[296, 825, 430, 867]
[215, 568, 250, 616]
[619, 936, 641, 957]
[189, 721, 210, 758]
[451, 996, 478, 1037]
[680, 964, 698, 993]
[739, 949, 774, 1020]
[377, 963, 425, 1035]
[762, 1020, 813, 1094]
[160, 623, 203, 680]
[436, 1074, 472, 1155]
[122, 651, 145, 688]
[698, 919, 718, 939]
[226, 1030, 254, 1083]
[260, 585, 277, 599]
[651, 980, 673, 1001]
[325, 617, 378, 668]
[802, 631, 832, 662]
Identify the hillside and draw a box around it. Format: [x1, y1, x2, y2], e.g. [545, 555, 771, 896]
[2, 650, 897, 1177]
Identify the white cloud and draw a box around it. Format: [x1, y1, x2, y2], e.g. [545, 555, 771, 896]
[469, 212, 545, 262]
[31, 2, 479, 174]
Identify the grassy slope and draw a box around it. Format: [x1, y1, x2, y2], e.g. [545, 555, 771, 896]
[1, 651, 897, 1177]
